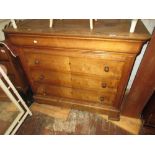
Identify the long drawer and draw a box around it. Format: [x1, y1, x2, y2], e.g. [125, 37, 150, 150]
[69, 57, 124, 78]
[25, 51, 125, 79]
[7, 34, 142, 53]
[31, 69, 119, 93]
[34, 84, 116, 106]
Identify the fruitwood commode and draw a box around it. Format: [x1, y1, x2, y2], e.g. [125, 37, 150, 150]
[3, 20, 150, 120]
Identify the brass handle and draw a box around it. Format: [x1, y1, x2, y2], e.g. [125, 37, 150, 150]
[33, 40, 38, 44]
[41, 87, 47, 96]
[101, 83, 107, 88]
[39, 75, 44, 80]
[104, 66, 109, 72]
[100, 96, 104, 102]
[35, 59, 40, 64]
[43, 91, 47, 96]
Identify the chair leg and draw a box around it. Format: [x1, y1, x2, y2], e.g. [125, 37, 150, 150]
[130, 19, 138, 33]
[49, 19, 53, 28]
[90, 19, 93, 30]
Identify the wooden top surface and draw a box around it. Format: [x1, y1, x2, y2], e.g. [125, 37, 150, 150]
[4, 19, 150, 41]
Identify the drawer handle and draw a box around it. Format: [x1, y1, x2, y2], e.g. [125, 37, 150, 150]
[101, 83, 107, 88]
[34, 60, 40, 64]
[39, 75, 45, 80]
[33, 40, 38, 44]
[100, 96, 104, 102]
[104, 66, 109, 72]
[43, 91, 47, 96]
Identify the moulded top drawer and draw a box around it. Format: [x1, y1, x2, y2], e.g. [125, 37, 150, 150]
[7, 34, 143, 53]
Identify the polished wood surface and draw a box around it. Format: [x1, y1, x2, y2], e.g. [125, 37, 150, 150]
[4, 19, 150, 40]
[5, 34, 145, 53]
[34, 83, 116, 105]
[4, 19, 150, 120]
[25, 50, 124, 78]
[31, 69, 119, 92]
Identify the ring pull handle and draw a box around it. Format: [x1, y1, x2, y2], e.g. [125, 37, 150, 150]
[34, 59, 40, 65]
[100, 96, 104, 102]
[42, 89, 47, 96]
[39, 75, 45, 80]
[33, 40, 38, 44]
[101, 83, 107, 88]
[43, 92, 47, 96]
[104, 66, 109, 72]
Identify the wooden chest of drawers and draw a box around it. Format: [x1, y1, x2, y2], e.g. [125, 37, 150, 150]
[3, 19, 150, 120]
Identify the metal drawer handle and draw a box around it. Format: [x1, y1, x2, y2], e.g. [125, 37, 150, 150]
[100, 96, 104, 102]
[34, 59, 40, 64]
[33, 40, 38, 44]
[104, 66, 109, 72]
[39, 75, 45, 80]
[101, 83, 107, 88]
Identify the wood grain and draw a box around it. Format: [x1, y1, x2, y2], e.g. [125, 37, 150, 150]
[4, 19, 150, 40]
[6, 34, 144, 53]
[31, 69, 119, 93]
[34, 84, 116, 106]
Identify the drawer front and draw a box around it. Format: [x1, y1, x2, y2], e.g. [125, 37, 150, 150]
[72, 89, 115, 105]
[7, 34, 142, 53]
[70, 57, 124, 78]
[0, 48, 9, 61]
[35, 84, 72, 99]
[71, 74, 118, 92]
[31, 69, 118, 93]
[26, 52, 70, 72]
[25, 51, 124, 79]
[34, 84, 116, 106]
[32, 70, 72, 87]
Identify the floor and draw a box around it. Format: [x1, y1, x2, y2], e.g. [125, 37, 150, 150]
[0, 99, 144, 135]
[0, 99, 148, 135]
[0, 101, 19, 134]
[17, 104, 131, 135]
